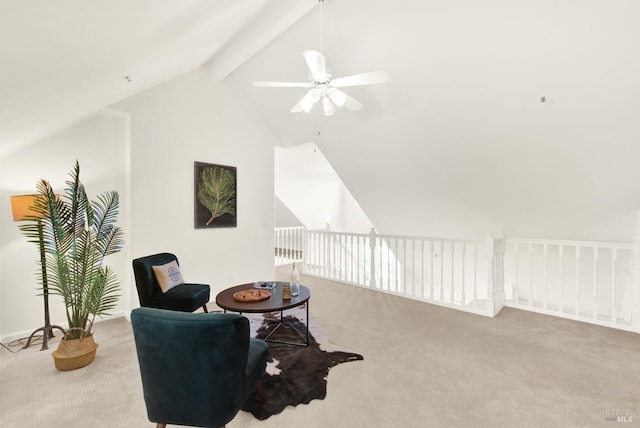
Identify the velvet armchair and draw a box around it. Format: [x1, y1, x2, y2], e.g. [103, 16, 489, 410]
[132, 253, 210, 313]
[131, 307, 268, 428]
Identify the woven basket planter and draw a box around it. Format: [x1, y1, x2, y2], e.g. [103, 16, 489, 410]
[51, 335, 99, 371]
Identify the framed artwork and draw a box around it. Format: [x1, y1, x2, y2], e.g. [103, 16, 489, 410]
[194, 161, 237, 228]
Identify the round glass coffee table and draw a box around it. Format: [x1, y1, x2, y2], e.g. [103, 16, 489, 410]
[215, 282, 310, 347]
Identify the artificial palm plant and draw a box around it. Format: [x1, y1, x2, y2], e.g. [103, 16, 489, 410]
[19, 161, 124, 340]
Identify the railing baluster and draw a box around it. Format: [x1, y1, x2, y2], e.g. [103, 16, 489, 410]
[430, 240, 434, 300]
[313, 232, 317, 274]
[286, 229, 289, 261]
[353, 234, 357, 284]
[543, 243, 548, 311]
[304, 232, 318, 272]
[318, 233, 322, 276]
[378, 237, 382, 289]
[285, 229, 289, 260]
[356, 235, 361, 284]
[612, 248, 617, 324]
[345, 234, 349, 282]
[514, 242, 519, 305]
[340, 234, 344, 282]
[528, 243, 533, 308]
[421, 240, 425, 298]
[411, 239, 416, 297]
[276, 229, 279, 264]
[312, 231, 316, 271]
[440, 240, 444, 302]
[307, 231, 311, 271]
[403, 239, 407, 294]
[332, 234, 337, 280]
[450, 241, 455, 304]
[395, 238, 399, 293]
[334, 234, 338, 280]
[335, 234, 339, 280]
[559, 245, 564, 313]
[326, 233, 329, 276]
[372, 233, 378, 288]
[593, 246, 598, 320]
[576, 246, 581, 317]
[325, 233, 329, 277]
[473, 242, 478, 308]
[461, 243, 466, 307]
[331, 234, 335, 279]
[304, 231, 309, 271]
[349, 235, 353, 283]
[360, 235, 364, 285]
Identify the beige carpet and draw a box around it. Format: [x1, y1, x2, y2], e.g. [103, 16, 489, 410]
[1, 268, 639, 428]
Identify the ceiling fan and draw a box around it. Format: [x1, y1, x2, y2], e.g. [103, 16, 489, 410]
[252, 50, 390, 116]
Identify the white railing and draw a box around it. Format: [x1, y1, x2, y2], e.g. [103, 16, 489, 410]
[275, 226, 640, 332]
[305, 230, 371, 285]
[304, 229, 495, 316]
[503, 238, 635, 331]
[274, 226, 305, 266]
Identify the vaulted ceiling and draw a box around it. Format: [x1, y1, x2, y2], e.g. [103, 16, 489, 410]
[2, 0, 639, 242]
[0, 0, 316, 156]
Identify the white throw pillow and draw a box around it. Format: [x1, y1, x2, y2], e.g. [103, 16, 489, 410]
[152, 260, 184, 293]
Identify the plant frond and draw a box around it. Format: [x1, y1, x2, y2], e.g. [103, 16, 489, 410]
[17, 161, 124, 334]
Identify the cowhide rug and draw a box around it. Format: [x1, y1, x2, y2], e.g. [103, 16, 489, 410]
[241, 310, 363, 420]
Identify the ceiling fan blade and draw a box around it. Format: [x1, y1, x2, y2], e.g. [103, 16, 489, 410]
[331, 71, 390, 88]
[303, 50, 327, 82]
[327, 88, 363, 111]
[343, 94, 364, 111]
[327, 88, 347, 107]
[253, 81, 313, 88]
[322, 96, 336, 116]
[291, 89, 322, 113]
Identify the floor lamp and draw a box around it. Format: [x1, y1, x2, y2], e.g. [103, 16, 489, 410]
[10, 194, 66, 351]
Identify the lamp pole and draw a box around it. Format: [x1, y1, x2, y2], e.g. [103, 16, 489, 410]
[22, 220, 66, 350]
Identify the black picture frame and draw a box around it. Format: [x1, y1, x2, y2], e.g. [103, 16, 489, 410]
[194, 161, 237, 229]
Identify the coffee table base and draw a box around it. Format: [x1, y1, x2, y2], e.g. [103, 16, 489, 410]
[223, 303, 309, 347]
[262, 305, 309, 347]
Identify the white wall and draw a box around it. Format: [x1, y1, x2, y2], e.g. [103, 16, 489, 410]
[275, 196, 303, 228]
[0, 66, 277, 341]
[114, 67, 276, 298]
[0, 112, 128, 339]
[275, 142, 373, 233]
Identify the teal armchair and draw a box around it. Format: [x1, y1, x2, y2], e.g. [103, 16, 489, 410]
[131, 307, 268, 428]
[132, 253, 210, 313]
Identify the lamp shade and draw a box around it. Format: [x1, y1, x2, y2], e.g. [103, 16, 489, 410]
[10, 194, 44, 221]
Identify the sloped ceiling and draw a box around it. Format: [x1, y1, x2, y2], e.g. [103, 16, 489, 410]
[0, 0, 316, 157]
[227, 0, 640, 242]
[2, 0, 639, 242]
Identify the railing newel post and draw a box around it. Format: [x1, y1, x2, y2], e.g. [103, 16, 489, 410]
[632, 211, 640, 332]
[486, 232, 505, 316]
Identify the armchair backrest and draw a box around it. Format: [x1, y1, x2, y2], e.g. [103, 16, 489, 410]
[132, 253, 178, 306]
[131, 307, 251, 427]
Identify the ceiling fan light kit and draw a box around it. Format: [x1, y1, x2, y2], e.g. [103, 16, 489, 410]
[253, 49, 389, 116]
